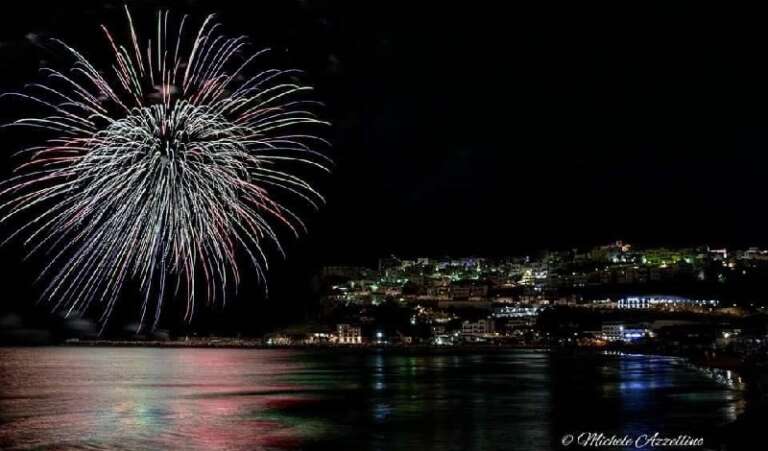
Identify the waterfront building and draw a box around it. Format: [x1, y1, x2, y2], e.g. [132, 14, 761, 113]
[601, 322, 651, 342]
[337, 324, 363, 344]
[461, 319, 496, 336]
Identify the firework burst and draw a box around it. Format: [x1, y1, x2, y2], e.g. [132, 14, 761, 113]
[0, 8, 331, 330]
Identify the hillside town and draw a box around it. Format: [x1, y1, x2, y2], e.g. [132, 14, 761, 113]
[255, 243, 768, 370]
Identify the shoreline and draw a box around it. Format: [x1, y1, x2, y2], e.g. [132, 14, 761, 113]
[7, 339, 765, 396]
[51, 339, 552, 354]
[49, 339, 768, 394]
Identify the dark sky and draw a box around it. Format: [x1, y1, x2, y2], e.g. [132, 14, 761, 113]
[1, 1, 768, 330]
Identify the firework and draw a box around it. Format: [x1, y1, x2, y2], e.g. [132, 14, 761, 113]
[0, 8, 331, 331]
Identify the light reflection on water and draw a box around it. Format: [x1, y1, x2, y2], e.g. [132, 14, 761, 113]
[0, 348, 744, 450]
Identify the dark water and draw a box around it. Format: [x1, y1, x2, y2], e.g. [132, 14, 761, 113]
[0, 347, 746, 450]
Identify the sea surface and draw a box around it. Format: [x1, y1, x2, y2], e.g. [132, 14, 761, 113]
[0, 347, 748, 450]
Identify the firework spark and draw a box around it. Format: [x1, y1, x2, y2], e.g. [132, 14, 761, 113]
[0, 8, 331, 331]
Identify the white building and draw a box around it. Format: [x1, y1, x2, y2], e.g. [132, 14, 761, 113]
[337, 324, 362, 344]
[618, 295, 718, 310]
[493, 305, 539, 318]
[462, 319, 496, 336]
[602, 322, 650, 342]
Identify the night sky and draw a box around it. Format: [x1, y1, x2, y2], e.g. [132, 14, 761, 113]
[1, 1, 768, 331]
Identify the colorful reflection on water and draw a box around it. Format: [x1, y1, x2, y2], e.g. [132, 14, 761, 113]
[0, 348, 328, 450]
[0, 348, 745, 450]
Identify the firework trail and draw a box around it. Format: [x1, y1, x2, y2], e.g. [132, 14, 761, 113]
[0, 8, 331, 331]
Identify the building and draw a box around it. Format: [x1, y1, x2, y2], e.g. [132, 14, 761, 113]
[493, 305, 539, 318]
[741, 247, 768, 261]
[601, 322, 650, 342]
[337, 324, 362, 344]
[461, 319, 496, 336]
[322, 266, 368, 280]
[708, 248, 728, 260]
[618, 295, 718, 310]
[449, 281, 489, 300]
[305, 332, 332, 344]
[618, 296, 652, 309]
[432, 334, 456, 346]
[587, 298, 618, 309]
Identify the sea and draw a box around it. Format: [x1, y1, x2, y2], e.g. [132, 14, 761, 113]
[0, 347, 752, 450]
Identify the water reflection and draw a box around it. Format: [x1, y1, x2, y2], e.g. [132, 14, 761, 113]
[0, 348, 328, 450]
[0, 348, 744, 451]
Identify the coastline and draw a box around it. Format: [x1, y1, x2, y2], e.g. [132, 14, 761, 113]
[53, 339, 551, 355]
[51, 339, 768, 395]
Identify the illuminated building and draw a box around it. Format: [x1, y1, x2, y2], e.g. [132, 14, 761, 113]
[336, 324, 362, 344]
[601, 322, 650, 342]
[492, 305, 539, 318]
[618, 295, 718, 310]
[461, 319, 496, 336]
[321, 266, 369, 280]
